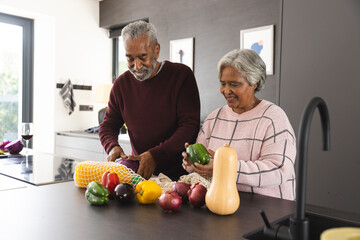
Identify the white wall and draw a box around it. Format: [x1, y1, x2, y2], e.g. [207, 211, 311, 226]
[0, 0, 112, 153]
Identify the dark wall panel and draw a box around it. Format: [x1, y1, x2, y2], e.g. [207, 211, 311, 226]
[281, 0, 360, 214]
[100, 0, 281, 121]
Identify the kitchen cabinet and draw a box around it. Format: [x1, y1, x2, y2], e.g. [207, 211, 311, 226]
[55, 131, 131, 161]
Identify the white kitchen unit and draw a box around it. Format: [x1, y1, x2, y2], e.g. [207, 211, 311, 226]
[55, 131, 131, 162]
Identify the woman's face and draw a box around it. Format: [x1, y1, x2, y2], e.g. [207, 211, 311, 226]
[220, 66, 257, 114]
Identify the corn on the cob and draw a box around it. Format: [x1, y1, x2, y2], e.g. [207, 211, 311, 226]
[74, 161, 144, 188]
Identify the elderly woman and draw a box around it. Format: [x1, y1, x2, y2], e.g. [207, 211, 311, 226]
[183, 49, 296, 200]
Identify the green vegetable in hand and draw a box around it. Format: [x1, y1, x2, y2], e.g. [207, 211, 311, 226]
[186, 143, 210, 165]
[85, 181, 110, 205]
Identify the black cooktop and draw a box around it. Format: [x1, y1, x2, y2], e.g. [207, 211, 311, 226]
[0, 153, 82, 185]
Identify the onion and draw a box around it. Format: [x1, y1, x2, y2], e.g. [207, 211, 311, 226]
[158, 191, 182, 212]
[115, 158, 139, 172]
[0, 141, 11, 151]
[188, 183, 207, 208]
[172, 182, 191, 202]
[5, 140, 24, 154]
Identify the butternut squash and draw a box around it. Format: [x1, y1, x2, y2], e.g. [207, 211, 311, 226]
[205, 144, 240, 215]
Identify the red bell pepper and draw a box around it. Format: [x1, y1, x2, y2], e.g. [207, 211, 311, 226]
[101, 171, 119, 198]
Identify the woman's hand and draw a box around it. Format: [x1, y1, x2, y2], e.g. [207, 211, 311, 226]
[205, 147, 215, 159]
[193, 145, 214, 178]
[193, 161, 214, 178]
[182, 142, 215, 178]
[182, 142, 195, 173]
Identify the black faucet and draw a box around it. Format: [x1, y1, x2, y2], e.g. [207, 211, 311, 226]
[259, 97, 331, 240]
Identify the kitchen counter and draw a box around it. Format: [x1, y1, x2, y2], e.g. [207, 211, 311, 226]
[0, 181, 295, 240]
[0, 152, 82, 185]
[1, 150, 359, 239]
[0, 174, 34, 191]
[0, 179, 359, 239]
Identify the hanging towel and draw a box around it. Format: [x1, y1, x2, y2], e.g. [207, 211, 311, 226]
[59, 79, 76, 115]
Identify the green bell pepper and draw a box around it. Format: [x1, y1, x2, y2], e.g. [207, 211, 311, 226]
[186, 143, 210, 165]
[85, 181, 110, 205]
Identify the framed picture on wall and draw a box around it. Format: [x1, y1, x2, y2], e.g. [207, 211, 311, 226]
[169, 37, 194, 71]
[240, 25, 274, 75]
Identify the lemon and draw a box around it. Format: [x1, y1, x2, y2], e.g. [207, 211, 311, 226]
[321, 227, 360, 240]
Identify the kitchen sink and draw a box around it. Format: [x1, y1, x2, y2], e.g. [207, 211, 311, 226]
[243, 212, 360, 239]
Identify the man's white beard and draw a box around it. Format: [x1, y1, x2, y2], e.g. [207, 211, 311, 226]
[130, 57, 157, 81]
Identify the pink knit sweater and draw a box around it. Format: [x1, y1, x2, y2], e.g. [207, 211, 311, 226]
[197, 100, 296, 200]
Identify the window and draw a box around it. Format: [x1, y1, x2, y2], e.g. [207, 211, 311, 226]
[0, 12, 34, 142]
[112, 36, 128, 82]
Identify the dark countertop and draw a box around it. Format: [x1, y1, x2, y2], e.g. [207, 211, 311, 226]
[0, 178, 359, 239]
[1, 149, 360, 239]
[0, 181, 296, 240]
[1, 148, 359, 239]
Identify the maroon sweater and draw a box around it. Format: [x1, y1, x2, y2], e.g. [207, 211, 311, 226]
[99, 61, 201, 180]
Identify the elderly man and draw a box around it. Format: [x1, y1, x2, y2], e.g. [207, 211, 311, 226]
[99, 21, 200, 180]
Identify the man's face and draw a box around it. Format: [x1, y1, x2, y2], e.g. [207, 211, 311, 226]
[124, 34, 160, 81]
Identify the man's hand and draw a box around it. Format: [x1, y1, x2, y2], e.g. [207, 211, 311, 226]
[129, 151, 156, 179]
[107, 146, 127, 162]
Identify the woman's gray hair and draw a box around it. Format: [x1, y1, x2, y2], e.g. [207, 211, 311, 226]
[217, 49, 267, 92]
[121, 20, 158, 46]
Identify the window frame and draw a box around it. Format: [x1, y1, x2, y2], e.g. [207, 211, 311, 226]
[112, 37, 119, 82]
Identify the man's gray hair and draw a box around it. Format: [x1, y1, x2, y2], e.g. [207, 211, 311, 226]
[217, 49, 267, 92]
[121, 20, 158, 46]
